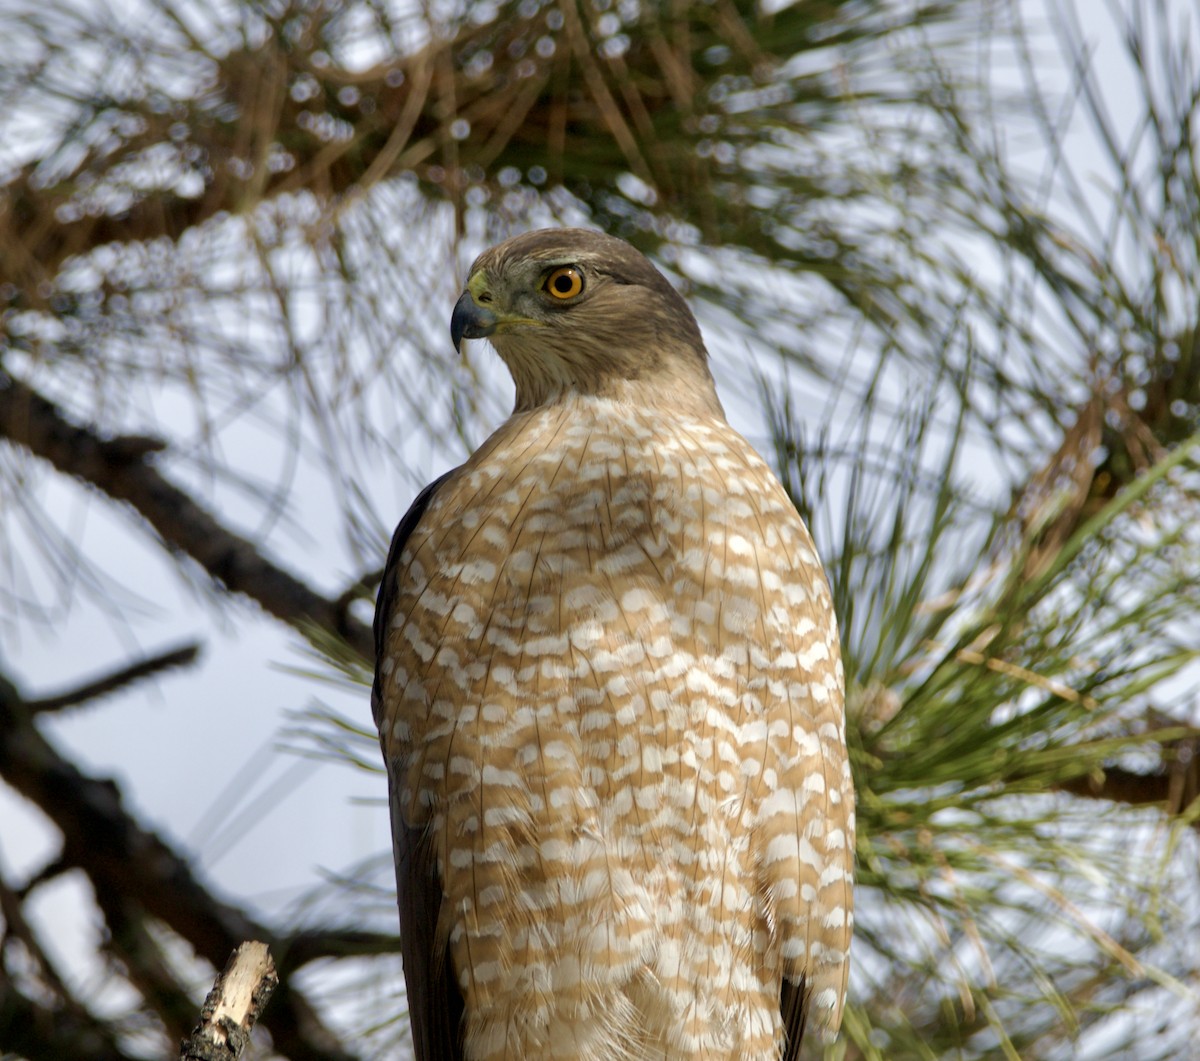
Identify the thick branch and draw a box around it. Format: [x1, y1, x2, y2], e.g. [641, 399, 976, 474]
[0, 370, 372, 659]
[101, 893, 205, 1043]
[0, 977, 139, 1061]
[281, 928, 401, 969]
[0, 681, 359, 1061]
[0, 867, 135, 1061]
[1057, 756, 1200, 823]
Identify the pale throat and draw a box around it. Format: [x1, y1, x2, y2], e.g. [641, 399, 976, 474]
[497, 341, 724, 421]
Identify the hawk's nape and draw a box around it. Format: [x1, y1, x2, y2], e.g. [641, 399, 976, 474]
[372, 228, 854, 1061]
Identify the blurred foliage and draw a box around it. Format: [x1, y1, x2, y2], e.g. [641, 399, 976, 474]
[1, 0, 1199, 1059]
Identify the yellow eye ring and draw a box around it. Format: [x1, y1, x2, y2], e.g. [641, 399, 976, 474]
[543, 266, 584, 300]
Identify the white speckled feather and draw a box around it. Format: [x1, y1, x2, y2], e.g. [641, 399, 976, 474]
[379, 392, 853, 1060]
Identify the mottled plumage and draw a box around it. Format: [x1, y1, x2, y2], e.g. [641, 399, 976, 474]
[373, 229, 853, 1061]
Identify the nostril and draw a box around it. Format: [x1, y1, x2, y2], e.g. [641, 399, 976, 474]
[478, 292, 493, 304]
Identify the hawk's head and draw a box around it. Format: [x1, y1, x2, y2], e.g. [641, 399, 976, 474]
[451, 228, 721, 415]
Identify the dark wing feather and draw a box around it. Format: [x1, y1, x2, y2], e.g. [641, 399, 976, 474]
[371, 470, 464, 1061]
[386, 764, 465, 1061]
[781, 974, 809, 1061]
[371, 471, 455, 683]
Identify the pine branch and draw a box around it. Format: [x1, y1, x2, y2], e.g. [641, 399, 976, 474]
[0, 369, 373, 660]
[281, 928, 401, 968]
[0, 867, 135, 1061]
[0, 675, 360, 1061]
[1056, 750, 1200, 821]
[0, 976, 139, 1061]
[27, 643, 201, 715]
[102, 893, 206, 1043]
[1, 0, 958, 300]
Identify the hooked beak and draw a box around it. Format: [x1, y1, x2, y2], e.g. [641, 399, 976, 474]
[450, 291, 498, 353]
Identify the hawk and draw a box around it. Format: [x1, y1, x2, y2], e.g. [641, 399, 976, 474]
[372, 228, 853, 1061]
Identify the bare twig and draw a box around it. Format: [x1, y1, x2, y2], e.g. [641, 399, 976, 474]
[27, 643, 202, 715]
[179, 941, 279, 1061]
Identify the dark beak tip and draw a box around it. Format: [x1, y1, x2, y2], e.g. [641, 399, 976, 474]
[450, 291, 497, 353]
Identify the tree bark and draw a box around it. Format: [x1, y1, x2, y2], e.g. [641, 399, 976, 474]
[179, 942, 279, 1061]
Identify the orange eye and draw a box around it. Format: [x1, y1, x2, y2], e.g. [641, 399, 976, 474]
[543, 266, 584, 299]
